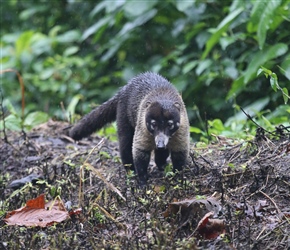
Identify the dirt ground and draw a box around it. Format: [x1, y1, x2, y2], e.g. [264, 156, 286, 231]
[0, 120, 290, 250]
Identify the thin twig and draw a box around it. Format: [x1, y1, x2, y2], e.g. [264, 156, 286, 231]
[259, 190, 281, 215]
[0, 88, 8, 142]
[240, 107, 276, 136]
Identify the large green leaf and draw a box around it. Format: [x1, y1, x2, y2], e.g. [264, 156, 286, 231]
[67, 94, 83, 120]
[20, 6, 47, 20]
[101, 9, 157, 61]
[201, 7, 244, 60]
[56, 30, 81, 43]
[227, 43, 288, 99]
[0, 114, 22, 132]
[281, 57, 290, 80]
[124, 0, 157, 17]
[196, 59, 212, 76]
[226, 75, 245, 100]
[257, 0, 282, 49]
[82, 16, 111, 41]
[118, 9, 157, 37]
[176, 0, 195, 12]
[15, 31, 34, 57]
[282, 88, 289, 104]
[247, 1, 267, 33]
[24, 111, 49, 129]
[225, 97, 270, 126]
[31, 33, 52, 56]
[244, 43, 288, 83]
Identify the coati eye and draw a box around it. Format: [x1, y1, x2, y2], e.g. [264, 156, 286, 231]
[168, 120, 174, 130]
[150, 120, 156, 130]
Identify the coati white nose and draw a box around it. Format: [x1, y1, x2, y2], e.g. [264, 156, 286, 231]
[155, 133, 169, 149]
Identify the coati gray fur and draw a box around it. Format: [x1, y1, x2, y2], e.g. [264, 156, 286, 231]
[70, 72, 190, 185]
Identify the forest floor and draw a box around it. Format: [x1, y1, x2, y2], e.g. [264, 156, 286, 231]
[0, 119, 290, 250]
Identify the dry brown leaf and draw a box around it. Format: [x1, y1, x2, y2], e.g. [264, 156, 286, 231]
[195, 211, 225, 240]
[163, 197, 221, 220]
[4, 194, 78, 227]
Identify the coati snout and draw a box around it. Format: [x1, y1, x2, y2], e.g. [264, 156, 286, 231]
[69, 72, 190, 186]
[155, 133, 169, 149]
[145, 101, 180, 149]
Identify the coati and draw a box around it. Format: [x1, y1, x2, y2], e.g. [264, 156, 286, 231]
[70, 72, 190, 185]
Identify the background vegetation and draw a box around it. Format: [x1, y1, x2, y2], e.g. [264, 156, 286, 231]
[1, 0, 290, 140]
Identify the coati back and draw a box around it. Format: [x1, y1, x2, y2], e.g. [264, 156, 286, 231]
[70, 72, 190, 185]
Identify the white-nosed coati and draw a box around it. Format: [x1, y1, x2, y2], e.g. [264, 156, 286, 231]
[70, 72, 190, 185]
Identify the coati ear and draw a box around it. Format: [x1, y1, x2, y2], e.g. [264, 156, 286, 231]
[174, 102, 181, 111]
[146, 101, 151, 108]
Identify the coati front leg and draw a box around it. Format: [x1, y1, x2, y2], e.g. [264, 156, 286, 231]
[133, 148, 151, 186]
[118, 131, 135, 172]
[171, 150, 187, 172]
[154, 149, 169, 171]
[117, 114, 135, 172]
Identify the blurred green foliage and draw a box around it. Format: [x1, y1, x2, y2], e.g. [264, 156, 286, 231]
[1, 0, 290, 139]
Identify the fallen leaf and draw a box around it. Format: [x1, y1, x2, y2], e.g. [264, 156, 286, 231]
[164, 197, 221, 219]
[4, 194, 79, 227]
[163, 197, 222, 229]
[26, 193, 45, 209]
[195, 211, 225, 240]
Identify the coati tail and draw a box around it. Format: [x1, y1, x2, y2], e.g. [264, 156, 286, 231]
[69, 95, 118, 140]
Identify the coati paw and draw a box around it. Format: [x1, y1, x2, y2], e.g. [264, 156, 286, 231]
[137, 173, 149, 188]
[156, 164, 166, 172]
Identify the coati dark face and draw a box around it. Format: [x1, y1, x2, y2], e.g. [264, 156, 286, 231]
[145, 101, 180, 149]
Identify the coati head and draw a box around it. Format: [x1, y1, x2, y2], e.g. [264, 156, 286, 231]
[145, 101, 180, 149]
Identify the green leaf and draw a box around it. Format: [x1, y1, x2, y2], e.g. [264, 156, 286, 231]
[209, 119, 225, 131]
[282, 88, 289, 104]
[124, 0, 157, 17]
[256, 68, 263, 76]
[56, 30, 81, 43]
[189, 126, 203, 134]
[105, 0, 125, 13]
[15, 31, 34, 57]
[20, 6, 47, 20]
[118, 9, 157, 37]
[269, 76, 277, 92]
[64, 46, 79, 56]
[82, 16, 111, 41]
[196, 59, 212, 76]
[244, 43, 288, 83]
[257, 0, 282, 49]
[31, 33, 52, 56]
[24, 111, 49, 129]
[176, 0, 195, 12]
[248, 1, 268, 33]
[90, 1, 107, 17]
[101, 35, 129, 61]
[40, 68, 54, 80]
[67, 94, 83, 119]
[226, 75, 245, 100]
[201, 7, 243, 59]
[219, 36, 237, 50]
[182, 61, 198, 74]
[259, 66, 272, 77]
[3, 99, 18, 116]
[229, 53, 288, 100]
[0, 114, 22, 131]
[281, 59, 290, 80]
[225, 97, 270, 126]
[102, 9, 157, 61]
